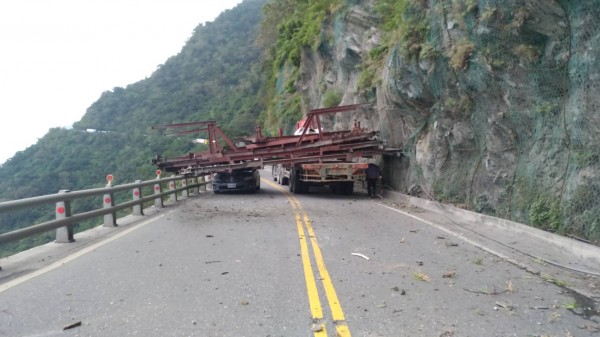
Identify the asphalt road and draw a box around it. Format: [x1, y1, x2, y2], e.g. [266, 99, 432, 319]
[0, 171, 599, 336]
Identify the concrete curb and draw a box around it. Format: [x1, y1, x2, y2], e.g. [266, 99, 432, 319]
[383, 189, 600, 270]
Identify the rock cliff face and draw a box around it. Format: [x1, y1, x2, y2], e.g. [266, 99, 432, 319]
[285, 0, 600, 241]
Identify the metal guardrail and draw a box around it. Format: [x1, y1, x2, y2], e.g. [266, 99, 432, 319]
[0, 175, 210, 246]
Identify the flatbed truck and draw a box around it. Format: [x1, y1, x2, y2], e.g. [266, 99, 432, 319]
[273, 162, 368, 195]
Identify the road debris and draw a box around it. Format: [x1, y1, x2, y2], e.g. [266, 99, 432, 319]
[311, 323, 324, 332]
[351, 253, 370, 260]
[443, 271, 456, 279]
[464, 287, 507, 295]
[413, 271, 431, 282]
[494, 301, 514, 311]
[63, 321, 82, 330]
[392, 287, 406, 295]
[391, 287, 406, 295]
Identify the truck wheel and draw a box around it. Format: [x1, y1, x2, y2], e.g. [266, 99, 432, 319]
[295, 180, 305, 194]
[292, 169, 304, 194]
[345, 181, 354, 195]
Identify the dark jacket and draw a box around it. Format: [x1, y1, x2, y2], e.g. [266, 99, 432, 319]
[365, 163, 380, 179]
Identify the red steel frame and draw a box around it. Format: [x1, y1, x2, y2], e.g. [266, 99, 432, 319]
[152, 104, 394, 175]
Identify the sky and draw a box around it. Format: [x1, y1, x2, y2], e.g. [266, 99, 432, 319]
[0, 0, 243, 165]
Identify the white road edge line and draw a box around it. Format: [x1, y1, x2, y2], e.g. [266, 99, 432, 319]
[0, 212, 170, 294]
[377, 203, 530, 270]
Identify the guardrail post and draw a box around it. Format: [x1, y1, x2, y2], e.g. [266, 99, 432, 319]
[132, 180, 144, 215]
[154, 181, 163, 208]
[55, 190, 75, 243]
[169, 180, 177, 203]
[181, 178, 189, 199]
[103, 192, 117, 227]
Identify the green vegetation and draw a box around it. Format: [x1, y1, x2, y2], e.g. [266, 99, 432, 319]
[357, 0, 430, 93]
[357, 44, 389, 92]
[419, 42, 440, 61]
[573, 150, 600, 167]
[374, 0, 408, 33]
[0, 0, 267, 257]
[322, 89, 343, 108]
[473, 194, 496, 215]
[542, 275, 570, 288]
[258, 0, 341, 132]
[564, 183, 600, 242]
[529, 197, 563, 232]
[448, 39, 475, 70]
[398, 2, 430, 60]
[267, 0, 340, 67]
[506, 7, 529, 34]
[480, 6, 498, 22]
[564, 301, 578, 309]
[442, 94, 473, 118]
[513, 44, 540, 64]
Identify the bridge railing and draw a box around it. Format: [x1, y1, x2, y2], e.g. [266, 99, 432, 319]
[0, 175, 209, 246]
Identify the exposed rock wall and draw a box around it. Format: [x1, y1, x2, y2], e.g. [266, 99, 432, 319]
[298, 1, 381, 130]
[290, 0, 600, 240]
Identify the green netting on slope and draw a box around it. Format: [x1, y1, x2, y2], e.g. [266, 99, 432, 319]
[560, 1, 600, 241]
[393, 0, 600, 241]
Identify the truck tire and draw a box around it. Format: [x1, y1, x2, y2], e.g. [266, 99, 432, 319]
[345, 181, 354, 195]
[291, 168, 305, 194]
[335, 182, 345, 195]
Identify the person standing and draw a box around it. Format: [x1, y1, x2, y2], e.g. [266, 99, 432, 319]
[365, 163, 381, 198]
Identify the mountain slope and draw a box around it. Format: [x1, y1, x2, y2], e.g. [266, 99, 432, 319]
[260, 0, 600, 243]
[0, 0, 267, 256]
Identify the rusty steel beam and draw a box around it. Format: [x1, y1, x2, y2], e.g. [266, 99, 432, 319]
[152, 104, 398, 175]
[157, 134, 381, 171]
[295, 104, 370, 145]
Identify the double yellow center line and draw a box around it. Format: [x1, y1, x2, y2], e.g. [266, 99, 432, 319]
[265, 179, 351, 337]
